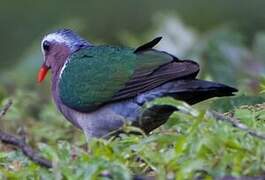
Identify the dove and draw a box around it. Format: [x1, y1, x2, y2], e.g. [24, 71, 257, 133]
[38, 29, 237, 138]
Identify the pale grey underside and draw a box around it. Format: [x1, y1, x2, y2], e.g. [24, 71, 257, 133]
[56, 80, 181, 138]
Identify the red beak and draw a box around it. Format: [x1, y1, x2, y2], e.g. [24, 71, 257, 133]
[37, 64, 49, 83]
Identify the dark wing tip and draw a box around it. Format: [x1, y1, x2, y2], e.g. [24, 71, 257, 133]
[231, 87, 238, 92]
[134, 36, 163, 53]
[153, 36, 163, 43]
[216, 84, 238, 97]
[228, 86, 238, 95]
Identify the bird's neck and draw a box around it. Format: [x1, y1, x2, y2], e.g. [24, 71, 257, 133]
[51, 44, 92, 103]
[51, 61, 65, 106]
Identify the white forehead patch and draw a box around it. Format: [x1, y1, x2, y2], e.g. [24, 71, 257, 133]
[41, 29, 91, 54]
[41, 33, 71, 53]
[42, 33, 71, 45]
[43, 33, 69, 44]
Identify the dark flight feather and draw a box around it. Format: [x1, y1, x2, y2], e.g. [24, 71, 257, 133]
[134, 37, 162, 53]
[111, 60, 199, 100]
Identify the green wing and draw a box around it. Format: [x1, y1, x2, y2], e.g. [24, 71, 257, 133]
[59, 40, 199, 112]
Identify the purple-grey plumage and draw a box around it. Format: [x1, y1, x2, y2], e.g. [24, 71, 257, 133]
[38, 29, 237, 139]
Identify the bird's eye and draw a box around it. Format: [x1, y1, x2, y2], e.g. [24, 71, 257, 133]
[43, 41, 50, 52]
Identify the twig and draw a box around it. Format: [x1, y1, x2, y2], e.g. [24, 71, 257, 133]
[0, 131, 52, 168]
[207, 110, 265, 140]
[0, 99, 12, 119]
[0, 100, 52, 168]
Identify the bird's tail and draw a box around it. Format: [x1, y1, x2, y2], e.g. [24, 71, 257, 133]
[135, 79, 237, 133]
[168, 79, 238, 105]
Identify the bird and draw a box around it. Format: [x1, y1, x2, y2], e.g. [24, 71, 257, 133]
[38, 29, 237, 139]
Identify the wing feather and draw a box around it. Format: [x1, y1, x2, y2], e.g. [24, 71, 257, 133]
[111, 60, 199, 101]
[59, 40, 199, 113]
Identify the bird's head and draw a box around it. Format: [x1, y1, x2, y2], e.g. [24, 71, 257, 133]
[38, 29, 91, 83]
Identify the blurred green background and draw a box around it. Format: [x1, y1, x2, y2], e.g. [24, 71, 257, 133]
[1, 1, 265, 178]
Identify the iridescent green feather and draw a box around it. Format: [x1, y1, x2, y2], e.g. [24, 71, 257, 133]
[59, 45, 172, 111]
